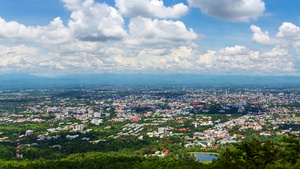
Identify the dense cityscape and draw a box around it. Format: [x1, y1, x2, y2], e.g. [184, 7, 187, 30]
[0, 86, 299, 168]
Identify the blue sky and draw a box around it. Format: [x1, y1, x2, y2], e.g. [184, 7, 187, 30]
[0, 0, 300, 76]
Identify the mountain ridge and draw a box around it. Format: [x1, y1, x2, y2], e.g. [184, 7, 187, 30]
[0, 73, 300, 88]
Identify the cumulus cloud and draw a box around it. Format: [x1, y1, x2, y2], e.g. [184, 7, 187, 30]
[195, 45, 295, 73]
[109, 45, 296, 74]
[251, 22, 300, 48]
[113, 46, 195, 72]
[115, 0, 188, 18]
[0, 44, 37, 55]
[276, 22, 300, 40]
[0, 43, 296, 75]
[0, 17, 71, 44]
[50, 40, 104, 53]
[0, 0, 195, 54]
[61, 0, 83, 10]
[188, 0, 265, 22]
[125, 17, 198, 47]
[0, 0, 201, 74]
[66, 0, 127, 41]
[0, 43, 112, 74]
[0, 0, 127, 46]
[250, 25, 278, 45]
[0, 45, 38, 71]
[218, 45, 250, 55]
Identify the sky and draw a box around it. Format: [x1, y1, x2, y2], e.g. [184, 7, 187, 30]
[0, 0, 300, 76]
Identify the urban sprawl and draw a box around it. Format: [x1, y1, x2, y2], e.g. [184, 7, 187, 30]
[0, 86, 299, 159]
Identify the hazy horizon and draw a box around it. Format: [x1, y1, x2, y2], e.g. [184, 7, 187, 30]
[1, 73, 300, 89]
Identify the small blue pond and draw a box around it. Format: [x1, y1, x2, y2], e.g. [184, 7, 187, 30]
[193, 154, 218, 162]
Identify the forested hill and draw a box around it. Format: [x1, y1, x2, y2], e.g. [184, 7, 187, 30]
[1, 152, 208, 169]
[1, 134, 300, 169]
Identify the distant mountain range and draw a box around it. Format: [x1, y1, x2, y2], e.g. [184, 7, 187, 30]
[0, 73, 300, 89]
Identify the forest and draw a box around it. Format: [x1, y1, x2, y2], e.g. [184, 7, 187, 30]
[0, 134, 299, 169]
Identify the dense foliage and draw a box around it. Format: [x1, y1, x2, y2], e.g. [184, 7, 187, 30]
[211, 134, 300, 169]
[0, 134, 299, 169]
[0, 153, 208, 169]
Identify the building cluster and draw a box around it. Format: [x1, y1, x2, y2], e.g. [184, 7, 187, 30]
[0, 87, 299, 151]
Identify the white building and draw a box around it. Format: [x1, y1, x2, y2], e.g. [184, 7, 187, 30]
[55, 113, 61, 119]
[88, 113, 94, 118]
[66, 135, 79, 140]
[25, 130, 34, 136]
[158, 127, 167, 134]
[75, 124, 84, 130]
[91, 119, 103, 125]
[94, 112, 101, 118]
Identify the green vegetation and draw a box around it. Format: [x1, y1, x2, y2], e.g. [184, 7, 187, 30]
[279, 124, 300, 131]
[0, 152, 208, 169]
[0, 134, 299, 168]
[211, 134, 300, 169]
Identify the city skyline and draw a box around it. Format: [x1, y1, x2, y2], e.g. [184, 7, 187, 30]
[0, 0, 300, 76]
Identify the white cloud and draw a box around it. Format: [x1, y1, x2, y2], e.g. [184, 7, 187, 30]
[61, 0, 83, 10]
[0, 44, 37, 55]
[67, 0, 127, 41]
[218, 45, 250, 55]
[261, 45, 288, 58]
[0, 45, 38, 71]
[115, 0, 189, 18]
[0, 0, 195, 57]
[276, 22, 300, 40]
[196, 45, 295, 74]
[126, 17, 198, 47]
[0, 43, 296, 75]
[250, 25, 278, 45]
[50, 40, 102, 53]
[188, 0, 265, 22]
[251, 22, 300, 47]
[109, 45, 296, 74]
[0, 17, 71, 44]
[113, 46, 196, 73]
[0, 0, 127, 46]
